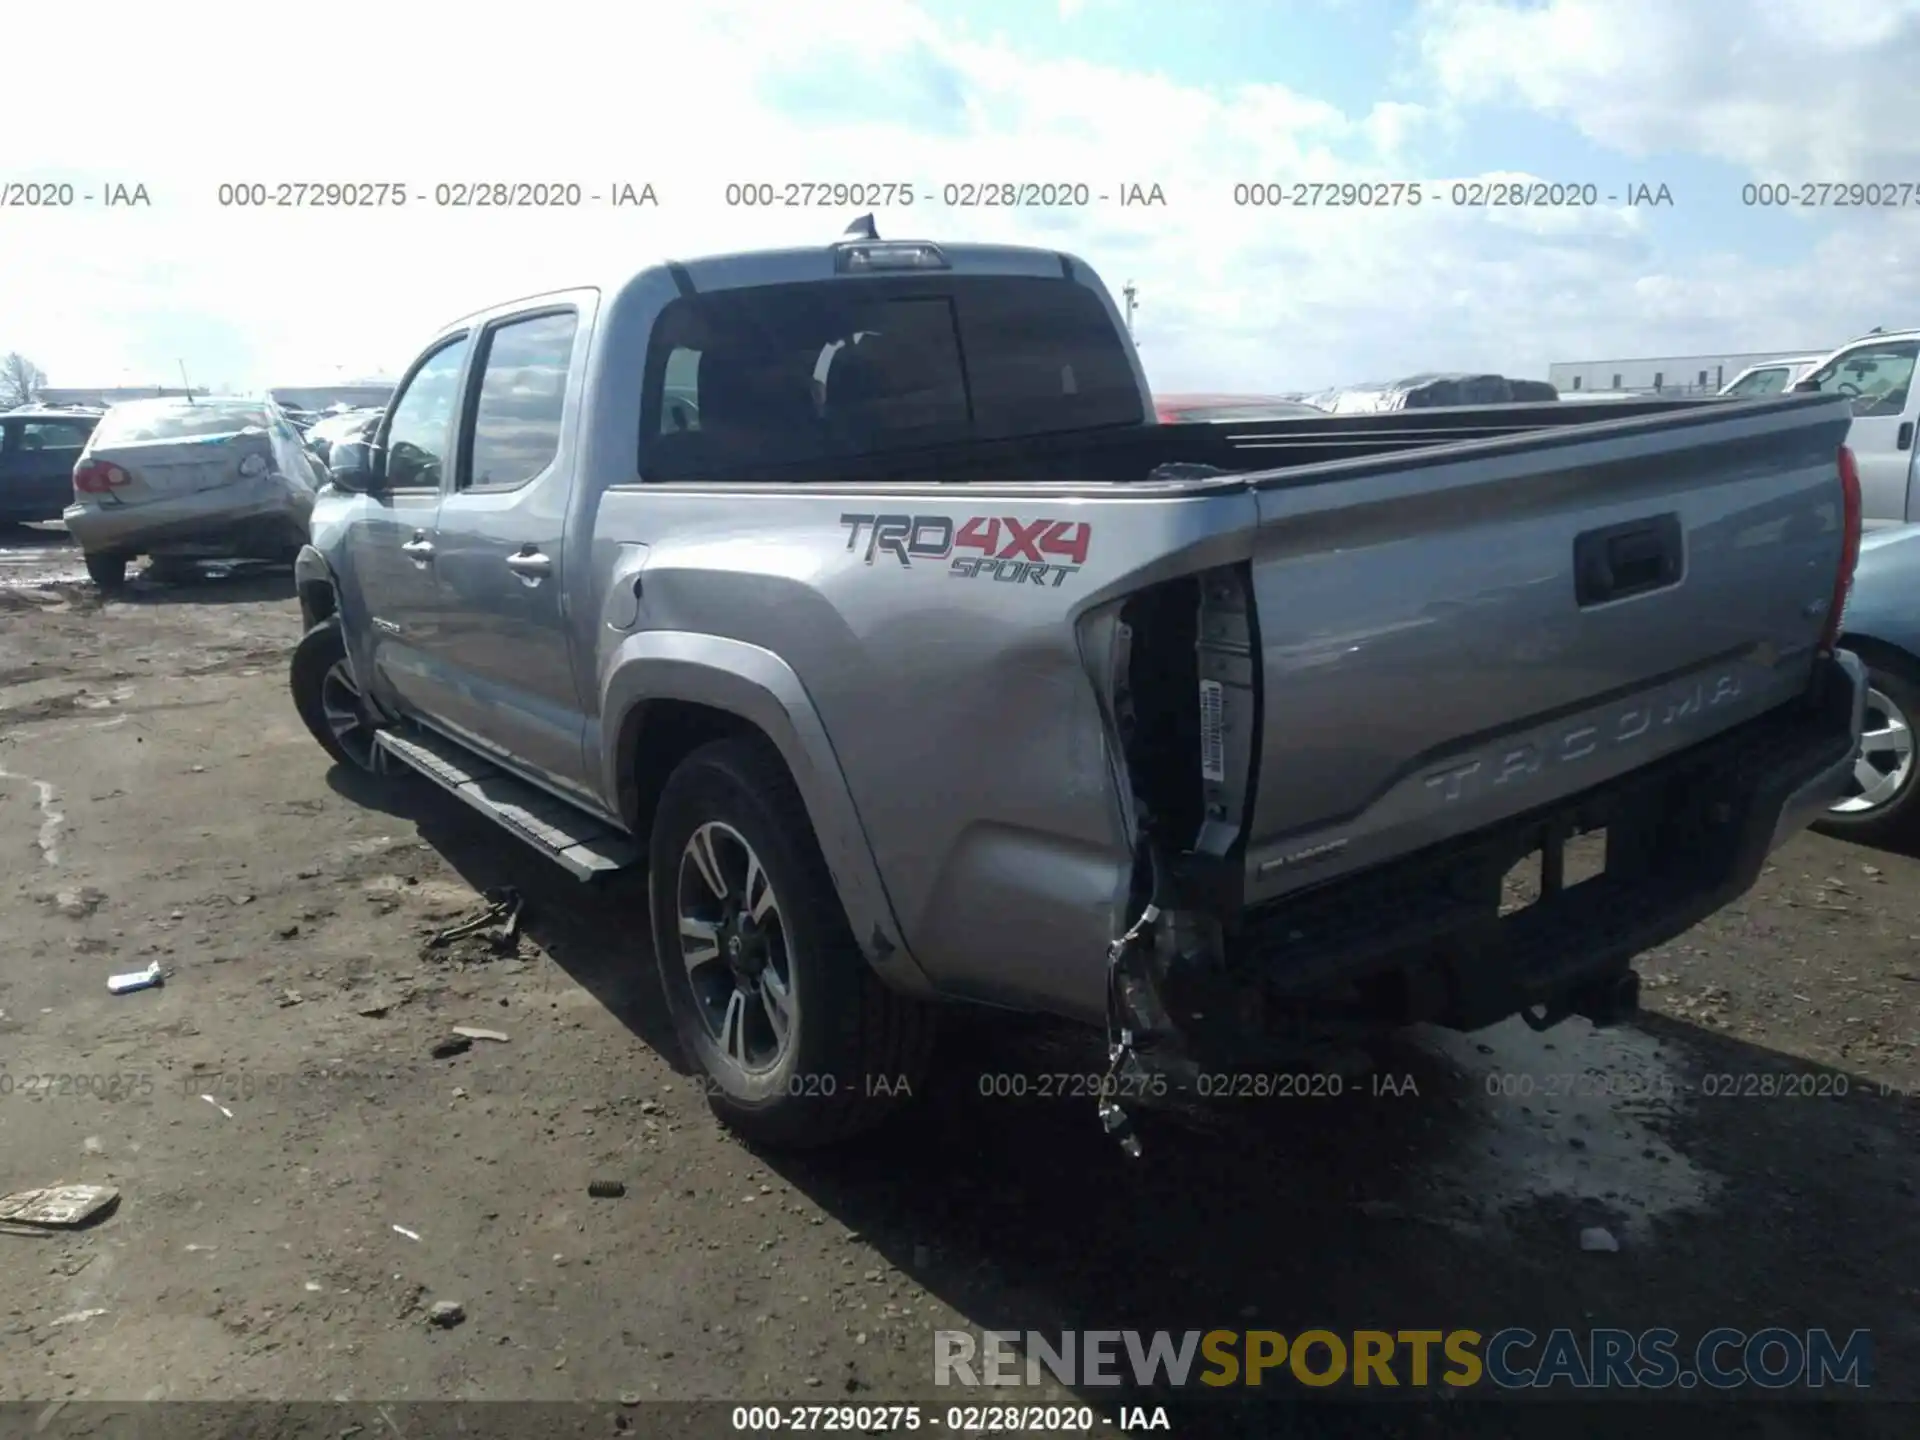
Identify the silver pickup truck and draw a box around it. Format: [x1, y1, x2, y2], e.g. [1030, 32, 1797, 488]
[291, 222, 1868, 1151]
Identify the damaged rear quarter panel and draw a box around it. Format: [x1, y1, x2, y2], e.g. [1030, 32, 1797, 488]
[593, 481, 1256, 1024]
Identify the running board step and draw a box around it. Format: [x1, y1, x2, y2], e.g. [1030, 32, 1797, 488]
[373, 728, 640, 880]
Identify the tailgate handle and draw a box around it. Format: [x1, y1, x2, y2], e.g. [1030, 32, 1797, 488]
[1574, 514, 1683, 607]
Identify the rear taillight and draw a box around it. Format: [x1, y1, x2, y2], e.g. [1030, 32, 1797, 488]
[73, 458, 130, 495]
[1823, 444, 1863, 651]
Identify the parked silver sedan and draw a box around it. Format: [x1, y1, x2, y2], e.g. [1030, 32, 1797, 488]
[1815, 522, 1920, 843]
[65, 398, 322, 590]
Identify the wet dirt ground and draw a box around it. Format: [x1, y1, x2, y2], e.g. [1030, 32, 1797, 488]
[1, 522, 1917, 1437]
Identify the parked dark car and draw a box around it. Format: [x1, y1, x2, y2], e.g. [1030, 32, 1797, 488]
[0, 408, 100, 524]
[1820, 522, 1920, 843]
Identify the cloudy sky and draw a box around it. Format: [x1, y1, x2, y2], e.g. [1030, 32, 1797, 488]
[4, 0, 1916, 395]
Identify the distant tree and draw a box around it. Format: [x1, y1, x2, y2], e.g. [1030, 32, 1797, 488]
[0, 352, 46, 408]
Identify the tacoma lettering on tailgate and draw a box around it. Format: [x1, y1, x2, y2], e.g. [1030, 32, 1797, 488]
[1421, 669, 1746, 805]
[840, 513, 1091, 588]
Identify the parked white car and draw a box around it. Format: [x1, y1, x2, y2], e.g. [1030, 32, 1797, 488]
[1719, 356, 1822, 397]
[1790, 331, 1920, 527]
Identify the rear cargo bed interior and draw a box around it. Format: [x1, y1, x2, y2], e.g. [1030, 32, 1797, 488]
[647, 396, 1721, 488]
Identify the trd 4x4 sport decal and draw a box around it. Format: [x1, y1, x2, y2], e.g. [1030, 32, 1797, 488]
[840, 513, 1091, 588]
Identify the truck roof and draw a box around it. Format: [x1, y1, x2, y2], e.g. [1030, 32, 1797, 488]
[435, 236, 1089, 338]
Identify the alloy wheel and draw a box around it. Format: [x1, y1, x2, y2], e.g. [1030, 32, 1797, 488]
[1833, 683, 1915, 815]
[675, 821, 796, 1075]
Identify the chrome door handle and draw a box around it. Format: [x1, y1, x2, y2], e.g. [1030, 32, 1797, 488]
[400, 537, 435, 560]
[505, 549, 552, 578]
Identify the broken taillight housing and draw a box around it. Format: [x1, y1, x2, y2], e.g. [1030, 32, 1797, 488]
[1822, 444, 1863, 652]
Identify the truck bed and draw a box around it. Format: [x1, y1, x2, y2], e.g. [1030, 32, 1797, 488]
[1117, 390, 1856, 908]
[647, 393, 1733, 490]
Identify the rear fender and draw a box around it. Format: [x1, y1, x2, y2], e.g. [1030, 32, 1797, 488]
[596, 630, 931, 995]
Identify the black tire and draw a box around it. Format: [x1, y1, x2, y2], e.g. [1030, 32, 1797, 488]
[290, 617, 382, 773]
[648, 736, 934, 1148]
[1814, 652, 1920, 846]
[84, 551, 128, 591]
[145, 557, 200, 586]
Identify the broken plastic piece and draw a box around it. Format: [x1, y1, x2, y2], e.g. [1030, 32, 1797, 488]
[428, 887, 524, 950]
[1095, 901, 1163, 1159]
[107, 962, 164, 995]
[0, 1183, 120, 1229]
[1098, 1097, 1142, 1159]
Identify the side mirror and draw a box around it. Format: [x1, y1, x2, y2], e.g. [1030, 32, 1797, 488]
[327, 438, 384, 494]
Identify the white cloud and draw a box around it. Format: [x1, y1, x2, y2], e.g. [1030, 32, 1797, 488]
[0, 0, 1912, 395]
[1417, 0, 1920, 177]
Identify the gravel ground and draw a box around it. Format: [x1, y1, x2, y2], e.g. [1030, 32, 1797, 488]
[1, 523, 1917, 1437]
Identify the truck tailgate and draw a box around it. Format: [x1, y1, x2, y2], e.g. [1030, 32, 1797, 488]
[1238, 394, 1855, 906]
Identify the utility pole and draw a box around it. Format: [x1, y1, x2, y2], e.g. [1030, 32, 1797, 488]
[1122, 281, 1139, 341]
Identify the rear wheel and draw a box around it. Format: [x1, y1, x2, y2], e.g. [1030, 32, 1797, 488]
[648, 737, 934, 1148]
[290, 617, 382, 773]
[1816, 653, 1920, 845]
[84, 552, 128, 592]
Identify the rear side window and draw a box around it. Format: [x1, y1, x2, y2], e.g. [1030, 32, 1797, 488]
[18, 420, 93, 450]
[93, 402, 267, 445]
[463, 311, 577, 490]
[640, 275, 1142, 478]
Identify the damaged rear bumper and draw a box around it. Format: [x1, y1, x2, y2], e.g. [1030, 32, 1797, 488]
[63, 476, 313, 559]
[1118, 650, 1865, 1061]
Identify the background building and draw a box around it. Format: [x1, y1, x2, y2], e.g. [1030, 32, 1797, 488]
[1547, 350, 1827, 396]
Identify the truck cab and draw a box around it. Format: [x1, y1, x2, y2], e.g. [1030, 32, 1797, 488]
[1793, 330, 1920, 527]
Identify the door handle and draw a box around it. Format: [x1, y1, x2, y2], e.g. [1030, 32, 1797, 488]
[1898, 421, 1914, 451]
[505, 548, 552, 578]
[400, 537, 435, 560]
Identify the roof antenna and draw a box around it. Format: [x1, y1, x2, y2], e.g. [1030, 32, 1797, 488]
[843, 213, 878, 241]
[178, 359, 195, 404]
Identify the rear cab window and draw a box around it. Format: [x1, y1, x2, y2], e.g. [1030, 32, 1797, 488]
[639, 274, 1143, 480]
